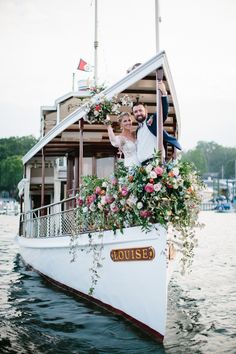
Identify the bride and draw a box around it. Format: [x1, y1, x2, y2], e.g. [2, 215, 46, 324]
[106, 112, 140, 167]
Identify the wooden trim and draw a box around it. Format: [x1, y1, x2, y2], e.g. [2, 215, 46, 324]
[156, 70, 163, 161]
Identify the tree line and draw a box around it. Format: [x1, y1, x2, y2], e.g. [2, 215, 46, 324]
[0, 136, 38, 198]
[0, 137, 236, 199]
[182, 141, 236, 180]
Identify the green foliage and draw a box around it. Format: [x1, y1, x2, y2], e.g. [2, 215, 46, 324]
[75, 153, 204, 270]
[0, 135, 38, 197]
[182, 141, 236, 179]
[0, 135, 37, 160]
[0, 156, 22, 193]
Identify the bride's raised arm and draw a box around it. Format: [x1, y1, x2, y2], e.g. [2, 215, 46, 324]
[105, 115, 121, 148]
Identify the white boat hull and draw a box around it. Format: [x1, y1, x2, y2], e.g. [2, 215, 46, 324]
[16, 224, 168, 341]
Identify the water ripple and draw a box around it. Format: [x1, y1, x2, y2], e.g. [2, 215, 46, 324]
[1, 213, 236, 353]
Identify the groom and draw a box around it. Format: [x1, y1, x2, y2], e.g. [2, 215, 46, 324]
[132, 80, 181, 165]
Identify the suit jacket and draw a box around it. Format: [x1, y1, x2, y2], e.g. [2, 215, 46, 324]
[145, 96, 182, 150]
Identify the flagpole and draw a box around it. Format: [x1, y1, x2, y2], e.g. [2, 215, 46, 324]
[155, 0, 163, 160]
[94, 0, 98, 86]
[155, 0, 160, 52]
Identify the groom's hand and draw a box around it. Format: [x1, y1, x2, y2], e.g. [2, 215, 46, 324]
[158, 81, 167, 96]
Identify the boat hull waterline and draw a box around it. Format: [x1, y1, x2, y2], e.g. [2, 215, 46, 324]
[17, 224, 168, 341]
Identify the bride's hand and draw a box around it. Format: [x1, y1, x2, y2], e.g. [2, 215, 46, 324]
[104, 115, 112, 126]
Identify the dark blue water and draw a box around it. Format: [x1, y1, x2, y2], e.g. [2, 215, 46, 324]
[0, 213, 235, 354]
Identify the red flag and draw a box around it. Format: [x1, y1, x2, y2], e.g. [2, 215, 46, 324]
[77, 59, 92, 72]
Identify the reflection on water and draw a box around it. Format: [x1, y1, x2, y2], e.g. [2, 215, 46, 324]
[0, 213, 236, 353]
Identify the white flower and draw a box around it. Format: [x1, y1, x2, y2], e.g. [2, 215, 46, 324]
[149, 171, 157, 179]
[82, 207, 88, 213]
[137, 202, 143, 209]
[120, 94, 133, 107]
[97, 202, 103, 210]
[173, 182, 178, 189]
[101, 196, 107, 205]
[118, 177, 125, 184]
[154, 183, 162, 192]
[126, 195, 138, 206]
[112, 103, 121, 113]
[172, 167, 179, 176]
[102, 181, 108, 188]
[89, 203, 96, 211]
[145, 164, 153, 173]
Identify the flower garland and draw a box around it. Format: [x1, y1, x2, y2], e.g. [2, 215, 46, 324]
[84, 85, 133, 124]
[75, 153, 205, 272]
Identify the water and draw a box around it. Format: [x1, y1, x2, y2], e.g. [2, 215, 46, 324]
[0, 213, 235, 354]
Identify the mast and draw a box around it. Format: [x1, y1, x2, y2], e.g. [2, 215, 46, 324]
[155, 0, 161, 52]
[155, 0, 163, 159]
[94, 0, 98, 86]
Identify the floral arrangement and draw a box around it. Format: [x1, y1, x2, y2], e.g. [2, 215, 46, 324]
[84, 85, 133, 124]
[75, 153, 205, 272]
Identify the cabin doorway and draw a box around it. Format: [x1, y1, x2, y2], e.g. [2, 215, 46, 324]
[31, 194, 51, 210]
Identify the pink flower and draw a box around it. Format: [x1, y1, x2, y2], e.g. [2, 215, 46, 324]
[86, 194, 96, 205]
[76, 198, 83, 207]
[144, 183, 155, 193]
[111, 177, 118, 186]
[121, 186, 129, 197]
[154, 166, 164, 176]
[105, 195, 115, 204]
[95, 186, 102, 194]
[110, 203, 119, 212]
[140, 210, 152, 218]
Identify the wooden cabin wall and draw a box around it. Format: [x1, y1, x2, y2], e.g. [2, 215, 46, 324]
[43, 111, 57, 135]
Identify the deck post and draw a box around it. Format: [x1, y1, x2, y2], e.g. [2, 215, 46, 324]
[79, 119, 84, 184]
[66, 156, 74, 197]
[156, 69, 163, 162]
[74, 156, 79, 193]
[41, 148, 45, 210]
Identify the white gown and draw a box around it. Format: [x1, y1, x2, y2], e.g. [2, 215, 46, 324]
[109, 135, 140, 167]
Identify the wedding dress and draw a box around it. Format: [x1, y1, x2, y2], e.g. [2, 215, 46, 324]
[109, 135, 140, 167]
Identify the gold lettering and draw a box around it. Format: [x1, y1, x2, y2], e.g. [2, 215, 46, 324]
[142, 248, 149, 259]
[135, 249, 142, 259]
[131, 249, 135, 259]
[110, 247, 155, 262]
[113, 251, 119, 261]
[118, 250, 124, 260]
[124, 250, 130, 260]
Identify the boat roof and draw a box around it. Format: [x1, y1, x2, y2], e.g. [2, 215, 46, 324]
[23, 51, 180, 165]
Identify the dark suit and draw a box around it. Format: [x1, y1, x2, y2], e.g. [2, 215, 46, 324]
[145, 96, 181, 150]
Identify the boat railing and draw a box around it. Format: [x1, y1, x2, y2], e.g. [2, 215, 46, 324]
[19, 196, 81, 238]
[200, 202, 218, 211]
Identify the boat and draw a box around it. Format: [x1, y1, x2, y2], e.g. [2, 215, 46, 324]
[16, 50, 187, 341]
[16, 1, 203, 341]
[214, 202, 235, 213]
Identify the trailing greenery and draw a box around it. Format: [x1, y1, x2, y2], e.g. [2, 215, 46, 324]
[74, 153, 205, 273]
[0, 135, 38, 198]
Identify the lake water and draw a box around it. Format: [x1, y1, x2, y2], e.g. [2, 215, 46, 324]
[0, 212, 235, 354]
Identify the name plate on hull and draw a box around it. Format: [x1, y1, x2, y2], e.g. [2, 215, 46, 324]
[110, 246, 155, 262]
